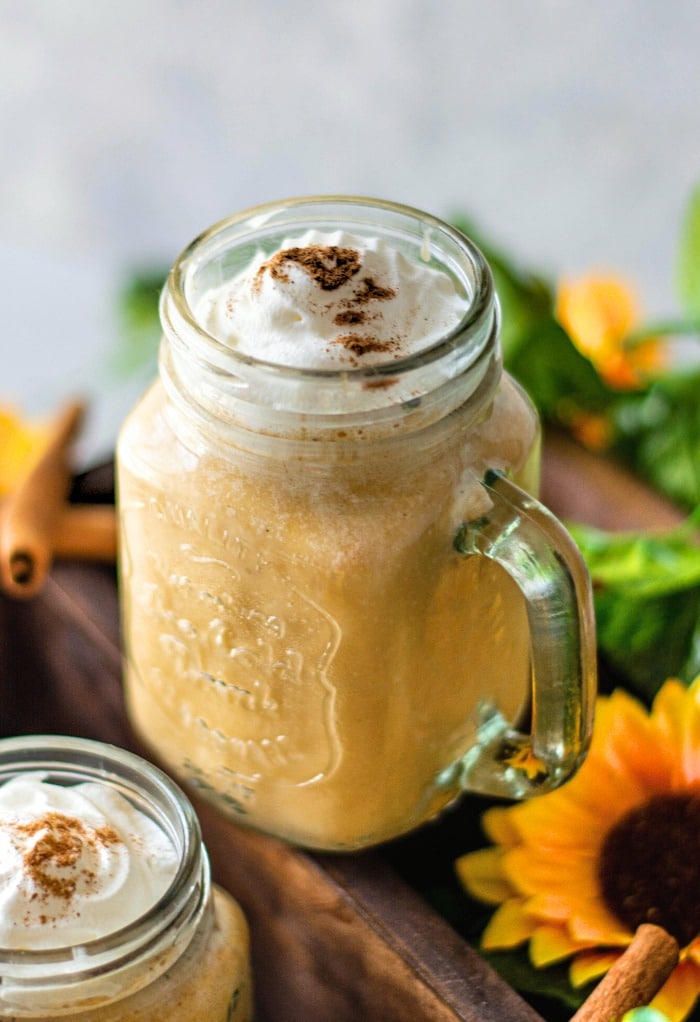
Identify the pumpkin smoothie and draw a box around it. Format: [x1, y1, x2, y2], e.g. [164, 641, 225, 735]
[117, 207, 542, 850]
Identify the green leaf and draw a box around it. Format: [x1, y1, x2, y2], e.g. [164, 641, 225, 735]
[610, 371, 700, 510]
[568, 518, 700, 698]
[450, 215, 611, 421]
[480, 948, 590, 1015]
[595, 587, 700, 700]
[110, 268, 168, 379]
[506, 318, 612, 422]
[568, 519, 700, 597]
[677, 181, 700, 317]
[450, 215, 553, 360]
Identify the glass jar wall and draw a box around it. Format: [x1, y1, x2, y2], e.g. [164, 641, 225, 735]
[0, 735, 251, 1020]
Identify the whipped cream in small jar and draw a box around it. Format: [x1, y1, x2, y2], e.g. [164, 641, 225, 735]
[0, 735, 252, 1020]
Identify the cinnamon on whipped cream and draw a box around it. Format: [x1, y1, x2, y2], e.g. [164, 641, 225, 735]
[0, 776, 178, 949]
[195, 230, 469, 369]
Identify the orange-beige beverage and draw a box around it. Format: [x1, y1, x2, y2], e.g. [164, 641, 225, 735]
[117, 197, 596, 850]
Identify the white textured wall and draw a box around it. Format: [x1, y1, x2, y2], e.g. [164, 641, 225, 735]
[2, 0, 699, 452]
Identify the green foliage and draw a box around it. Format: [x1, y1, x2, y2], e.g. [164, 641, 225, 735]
[569, 517, 700, 699]
[569, 514, 700, 596]
[453, 186, 700, 697]
[609, 370, 700, 509]
[451, 216, 612, 422]
[454, 194, 700, 513]
[111, 268, 167, 378]
[677, 182, 700, 318]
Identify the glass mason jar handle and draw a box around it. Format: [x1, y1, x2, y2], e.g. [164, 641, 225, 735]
[454, 469, 597, 798]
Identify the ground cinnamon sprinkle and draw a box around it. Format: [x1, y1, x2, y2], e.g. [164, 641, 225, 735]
[351, 276, 396, 304]
[332, 334, 401, 358]
[254, 245, 362, 292]
[254, 244, 404, 363]
[333, 309, 365, 326]
[333, 276, 397, 328]
[8, 812, 122, 906]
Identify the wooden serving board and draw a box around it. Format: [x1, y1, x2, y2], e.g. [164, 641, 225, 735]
[0, 432, 681, 1022]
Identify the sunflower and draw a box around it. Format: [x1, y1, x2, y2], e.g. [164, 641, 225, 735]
[555, 273, 663, 390]
[455, 678, 700, 1021]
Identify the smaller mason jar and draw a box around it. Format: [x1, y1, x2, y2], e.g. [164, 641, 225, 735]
[0, 735, 252, 1021]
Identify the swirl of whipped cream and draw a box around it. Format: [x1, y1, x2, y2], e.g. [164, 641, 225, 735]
[0, 775, 178, 949]
[195, 229, 469, 369]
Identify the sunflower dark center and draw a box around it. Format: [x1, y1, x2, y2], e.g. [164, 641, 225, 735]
[597, 791, 700, 947]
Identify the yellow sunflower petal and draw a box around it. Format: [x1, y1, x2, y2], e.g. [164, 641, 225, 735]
[678, 678, 700, 785]
[653, 678, 700, 785]
[525, 891, 580, 923]
[551, 724, 647, 820]
[482, 805, 521, 846]
[562, 693, 664, 812]
[680, 725, 700, 785]
[605, 692, 676, 792]
[454, 847, 513, 905]
[686, 938, 700, 967]
[530, 924, 585, 967]
[569, 900, 631, 945]
[502, 845, 598, 901]
[653, 679, 693, 743]
[570, 949, 622, 987]
[687, 675, 700, 705]
[481, 899, 536, 951]
[510, 791, 603, 852]
[651, 959, 700, 1022]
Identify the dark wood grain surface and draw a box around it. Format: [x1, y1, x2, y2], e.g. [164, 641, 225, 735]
[0, 433, 676, 1022]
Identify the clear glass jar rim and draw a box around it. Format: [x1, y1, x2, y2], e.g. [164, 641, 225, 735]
[0, 735, 205, 984]
[163, 193, 496, 384]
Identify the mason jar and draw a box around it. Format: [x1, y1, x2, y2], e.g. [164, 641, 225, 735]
[0, 735, 251, 1020]
[116, 195, 596, 851]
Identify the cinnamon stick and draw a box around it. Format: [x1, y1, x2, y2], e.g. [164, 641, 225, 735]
[0, 400, 86, 599]
[52, 505, 117, 563]
[570, 924, 679, 1022]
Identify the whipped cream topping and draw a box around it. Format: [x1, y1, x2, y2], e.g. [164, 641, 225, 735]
[0, 775, 178, 949]
[195, 230, 469, 370]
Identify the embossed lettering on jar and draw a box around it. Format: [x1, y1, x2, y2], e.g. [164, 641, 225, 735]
[116, 196, 596, 851]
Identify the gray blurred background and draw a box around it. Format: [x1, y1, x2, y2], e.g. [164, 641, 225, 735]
[2, 0, 699, 460]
